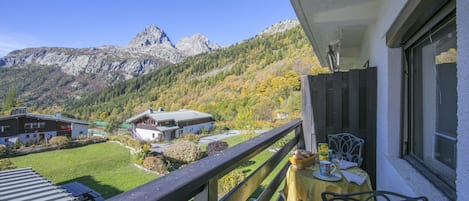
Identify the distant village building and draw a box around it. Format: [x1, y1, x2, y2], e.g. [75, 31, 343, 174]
[0, 108, 88, 146]
[126, 108, 214, 141]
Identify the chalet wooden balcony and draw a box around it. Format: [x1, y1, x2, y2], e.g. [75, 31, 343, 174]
[108, 68, 377, 201]
[135, 124, 160, 130]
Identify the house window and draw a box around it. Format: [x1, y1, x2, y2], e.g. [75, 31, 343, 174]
[24, 123, 33, 129]
[403, 14, 456, 197]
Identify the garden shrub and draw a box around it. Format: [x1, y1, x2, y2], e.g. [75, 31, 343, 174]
[0, 145, 6, 156]
[206, 141, 229, 156]
[218, 170, 245, 198]
[13, 140, 25, 149]
[163, 140, 200, 164]
[143, 156, 169, 174]
[0, 158, 16, 171]
[108, 135, 140, 149]
[49, 136, 70, 148]
[180, 133, 200, 143]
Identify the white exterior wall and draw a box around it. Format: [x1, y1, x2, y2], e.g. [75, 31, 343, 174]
[71, 123, 88, 139]
[457, 0, 469, 200]
[135, 128, 163, 141]
[369, 0, 451, 199]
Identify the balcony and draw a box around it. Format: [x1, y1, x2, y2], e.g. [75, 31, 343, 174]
[109, 68, 376, 201]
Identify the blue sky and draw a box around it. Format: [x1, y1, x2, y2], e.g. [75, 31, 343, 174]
[0, 0, 297, 57]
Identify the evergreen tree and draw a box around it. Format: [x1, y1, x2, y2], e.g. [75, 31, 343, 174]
[2, 87, 17, 113]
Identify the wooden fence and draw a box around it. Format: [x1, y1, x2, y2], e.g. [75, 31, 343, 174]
[301, 67, 377, 188]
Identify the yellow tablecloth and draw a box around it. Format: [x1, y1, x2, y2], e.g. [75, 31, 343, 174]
[284, 164, 373, 201]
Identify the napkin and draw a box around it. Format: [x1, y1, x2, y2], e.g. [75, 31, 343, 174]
[339, 160, 358, 169]
[340, 170, 366, 185]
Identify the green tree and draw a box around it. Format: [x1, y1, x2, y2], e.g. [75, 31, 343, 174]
[233, 108, 256, 139]
[2, 87, 17, 113]
[105, 118, 119, 134]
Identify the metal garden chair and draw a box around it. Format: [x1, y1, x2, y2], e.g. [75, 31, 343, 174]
[321, 190, 429, 201]
[328, 133, 364, 167]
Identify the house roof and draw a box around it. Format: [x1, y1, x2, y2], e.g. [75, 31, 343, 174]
[126, 109, 213, 123]
[0, 113, 89, 125]
[0, 167, 77, 201]
[290, 0, 379, 70]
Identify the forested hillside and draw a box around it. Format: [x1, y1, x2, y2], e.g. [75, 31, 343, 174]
[63, 26, 329, 128]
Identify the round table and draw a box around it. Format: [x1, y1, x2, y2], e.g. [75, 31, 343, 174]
[284, 164, 373, 201]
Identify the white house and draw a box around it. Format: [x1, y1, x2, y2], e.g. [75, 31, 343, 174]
[126, 109, 214, 142]
[291, 0, 467, 200]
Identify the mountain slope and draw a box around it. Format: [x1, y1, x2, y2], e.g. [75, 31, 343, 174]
[0, 25, 219, 109]
[64, 25, 328, 127]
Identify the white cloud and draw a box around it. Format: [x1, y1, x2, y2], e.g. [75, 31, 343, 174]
[0, 32, 47, 57]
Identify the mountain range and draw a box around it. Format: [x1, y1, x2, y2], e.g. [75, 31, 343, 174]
[0, 25, 219, 78]
[0, 19, 314, 118]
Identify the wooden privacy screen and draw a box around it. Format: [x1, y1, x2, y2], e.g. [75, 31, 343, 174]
[301, 67, 377, 189]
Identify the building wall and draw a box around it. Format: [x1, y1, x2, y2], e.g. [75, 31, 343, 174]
[134, 121, 213, 142]
[369, 0, 448, 199]
[456, 0, 469, 200]
[135, 128, 163, 141]
[71, 123, 88, 139]
[0, 131, 57, 146]
[180, 122, 214, 134]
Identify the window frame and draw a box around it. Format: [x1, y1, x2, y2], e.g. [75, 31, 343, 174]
[401, 11, 457, 200]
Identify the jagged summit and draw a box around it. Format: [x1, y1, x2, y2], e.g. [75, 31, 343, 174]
[0, 19, 296, 85]
[176, 34, 220, 56]
[258, 19, 300, 36]
[128, 25, 174, 48]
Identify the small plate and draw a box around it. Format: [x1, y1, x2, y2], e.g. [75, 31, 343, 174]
[313, 170, 342, 181]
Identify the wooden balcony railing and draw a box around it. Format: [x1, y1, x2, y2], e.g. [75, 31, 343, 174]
[108, 119, 304, 201]
[136, 124, 159, 130]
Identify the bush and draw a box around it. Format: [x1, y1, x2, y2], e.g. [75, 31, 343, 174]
[0, 158, 16, 171]
[142, 156, 169, 174]
[108, 135, 140, 149]
[163, 140, 200, 164]
[13, 140, 25, 150]
[0, 144, 6, 154]
[180, 133, 200, 143]
[218, 170, 245, 198]
[49, 136, 70, 148]
[134, 153, 145, 165]
[206, 141, 229, 156]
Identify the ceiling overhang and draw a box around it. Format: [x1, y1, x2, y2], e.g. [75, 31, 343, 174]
[290, 0, 379, 70]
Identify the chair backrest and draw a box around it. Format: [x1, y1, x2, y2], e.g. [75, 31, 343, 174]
[321, 190, 429, 201]
[328, 133, 364, 167]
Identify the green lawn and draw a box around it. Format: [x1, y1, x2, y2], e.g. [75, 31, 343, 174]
[209, 134, 291, 199]
[10, 142, 158, 198]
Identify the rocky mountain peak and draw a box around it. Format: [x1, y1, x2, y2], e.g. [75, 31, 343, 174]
[258, 19, 300, 36]
[128, 25, 174, 48]
[175, 33, 220, 56]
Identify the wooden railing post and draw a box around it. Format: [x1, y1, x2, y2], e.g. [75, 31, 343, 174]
[194, 178, 218, 201]
[301, 75, 316, 153]
[296, 124, 305, 150]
